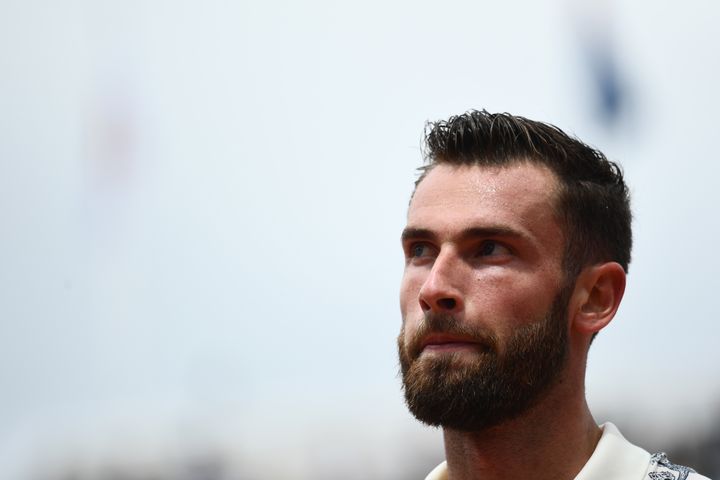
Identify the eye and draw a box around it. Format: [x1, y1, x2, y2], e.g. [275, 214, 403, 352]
[410, 243, 432, 258]
[477, 240, 511, 257]
[405, 242, 437, 264]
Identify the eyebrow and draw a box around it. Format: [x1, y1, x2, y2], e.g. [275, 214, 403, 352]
[400, 227, 436, 243]
[401, 226, 527, 243]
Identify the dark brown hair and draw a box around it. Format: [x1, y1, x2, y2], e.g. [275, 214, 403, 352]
[418, 110, 632, 278]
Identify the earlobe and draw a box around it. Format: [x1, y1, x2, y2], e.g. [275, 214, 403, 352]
[572, 262, 627, 336]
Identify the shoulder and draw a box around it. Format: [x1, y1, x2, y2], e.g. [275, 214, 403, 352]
[646, 452, 713, 480]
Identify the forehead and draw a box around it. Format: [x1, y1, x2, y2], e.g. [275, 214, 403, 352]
[408, 162, 562, 244]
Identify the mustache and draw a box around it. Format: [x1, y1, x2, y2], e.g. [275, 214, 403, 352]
[405, 312, 499, 360]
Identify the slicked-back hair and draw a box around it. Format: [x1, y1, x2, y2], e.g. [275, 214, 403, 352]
[417, 110, 632, 280]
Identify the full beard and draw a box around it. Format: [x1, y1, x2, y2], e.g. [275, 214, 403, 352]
[398, 287, 571, 432]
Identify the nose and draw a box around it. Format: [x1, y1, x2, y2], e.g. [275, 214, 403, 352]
[418, 251, 464, 314]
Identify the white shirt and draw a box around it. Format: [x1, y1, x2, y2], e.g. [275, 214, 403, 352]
[425, 423, 711, 480]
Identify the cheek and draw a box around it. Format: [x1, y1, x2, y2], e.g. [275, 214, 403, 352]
[399, 269, 423, 317]
[470, 271, 560, 329]
[399, 271, 426, 352]
[400, 270, 420, 312]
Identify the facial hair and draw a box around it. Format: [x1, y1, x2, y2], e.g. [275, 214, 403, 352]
[397, 287, 570, 432]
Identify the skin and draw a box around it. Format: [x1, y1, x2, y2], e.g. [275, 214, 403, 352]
[399, 162, 627, 480]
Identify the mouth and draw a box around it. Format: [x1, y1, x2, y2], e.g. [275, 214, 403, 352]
[419, 334, 488, 355]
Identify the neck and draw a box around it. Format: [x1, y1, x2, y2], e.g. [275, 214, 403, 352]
[442, 380, 601, 480]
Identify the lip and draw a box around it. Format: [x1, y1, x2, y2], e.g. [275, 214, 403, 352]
[420, 334, 484, 353]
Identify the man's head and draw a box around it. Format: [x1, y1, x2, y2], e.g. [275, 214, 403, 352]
[398, 110, 631, 431]
[417, 110, 632, 279]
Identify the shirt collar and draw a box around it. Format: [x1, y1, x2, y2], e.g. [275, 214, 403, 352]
[574, 422, 650, 480]
[424, 423, 650, 480]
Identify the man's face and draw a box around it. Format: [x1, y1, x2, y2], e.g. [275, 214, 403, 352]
[398, 162, 571, 431]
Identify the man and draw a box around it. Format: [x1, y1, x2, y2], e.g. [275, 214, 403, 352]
[397, 110, 710, 480]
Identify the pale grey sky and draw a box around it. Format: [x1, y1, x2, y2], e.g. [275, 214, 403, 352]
[1, 0, 719, 478]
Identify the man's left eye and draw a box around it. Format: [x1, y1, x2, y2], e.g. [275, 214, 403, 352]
[477, 241, 510, 257]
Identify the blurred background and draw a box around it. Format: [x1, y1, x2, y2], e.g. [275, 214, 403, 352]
[1, 0, 719, 478]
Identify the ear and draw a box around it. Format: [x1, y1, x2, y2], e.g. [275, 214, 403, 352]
[569, 262, 626, 336]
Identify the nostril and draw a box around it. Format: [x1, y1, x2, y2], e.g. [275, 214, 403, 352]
[438, 298, 456, 310]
